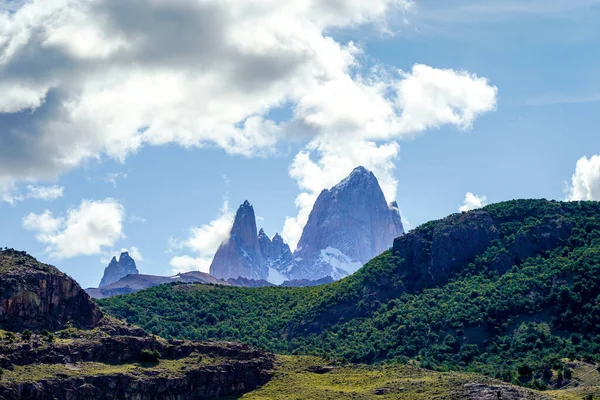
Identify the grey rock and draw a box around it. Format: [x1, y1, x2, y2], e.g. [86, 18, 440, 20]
[258, 229, 295, 280]
[290, 166, 404, 281]
[393, 211, 500, 289]
[464, 383, 550, 400]
[99, 252, 139, 288]
[209, 200, 267, 281]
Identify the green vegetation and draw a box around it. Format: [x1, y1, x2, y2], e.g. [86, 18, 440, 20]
[100, 200, 600, 388]
[140, 348, 162, 363]
[239, 356, 587, 400]
[0, 354, 217, 384]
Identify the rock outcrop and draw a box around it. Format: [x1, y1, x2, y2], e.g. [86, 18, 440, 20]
[0, 249, 102, 332]
[393, 211, 500, 289]
[0, 334, 273, 400]
[99, 251, 139, 288]
[210, 201, 267, 281]
[0, 248, 274, 399]
[290, 166, 404, 280]
[464, 383, 551, 400]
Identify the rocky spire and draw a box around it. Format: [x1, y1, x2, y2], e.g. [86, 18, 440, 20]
[209, 201, 267, 280]
[99, 251, 139, 288]
[290, 166, 404, 280]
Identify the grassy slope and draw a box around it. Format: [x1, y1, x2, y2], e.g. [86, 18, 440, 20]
[240, 356, 595, 400]
[100, 200, 600, 386]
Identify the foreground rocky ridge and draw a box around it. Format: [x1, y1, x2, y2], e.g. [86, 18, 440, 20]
[0, 249, 273, 399]
[0, 331, 273, 400]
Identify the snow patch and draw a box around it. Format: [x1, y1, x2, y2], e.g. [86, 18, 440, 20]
[267, 267, 286, 285]
[319, 246, 362, 279]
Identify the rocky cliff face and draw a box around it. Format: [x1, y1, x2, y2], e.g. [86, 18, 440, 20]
[258, 229, 295, 284]
[210, 201, 267, 281]
[0, 249, 102, 331]
[0, 249, 274, 399]
[99, 251, 139, 288]
[393, 211, 500, 290]
[208, 167, 404, 283]
[290, 166, 404, 280]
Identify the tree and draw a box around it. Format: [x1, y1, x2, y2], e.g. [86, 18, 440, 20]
[21, 330, 32, 341]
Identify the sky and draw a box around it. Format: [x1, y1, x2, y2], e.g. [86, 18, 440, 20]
[1, 0, 600, 288]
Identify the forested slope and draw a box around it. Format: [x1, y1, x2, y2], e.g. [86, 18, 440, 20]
[100, 200, 600, 388]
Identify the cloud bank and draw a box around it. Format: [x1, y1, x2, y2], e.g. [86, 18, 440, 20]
[169, 201, 234, 274]
[22, 198, 125, 258]
[567, 155, 600, 201]
[2, 0, 498, 265]
[459, 192, 488, 212]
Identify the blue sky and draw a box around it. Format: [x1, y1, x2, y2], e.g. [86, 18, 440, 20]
[1, 0, 600, 288]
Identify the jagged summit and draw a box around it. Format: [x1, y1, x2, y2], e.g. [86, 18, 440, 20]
[208, 167, 404, 284]
[290, 166, 404, 280]
[99, 251, 139, 288]
[209, 200, 266, 281]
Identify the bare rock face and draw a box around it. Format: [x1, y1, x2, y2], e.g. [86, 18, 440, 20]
[210, 201, 267, 281]
[99, 251, 139, 288]
[290, 166, 404, 280]
[258, 229, 295, 284]
[393, 211, 500, 290]
[0, 249, 102, 331]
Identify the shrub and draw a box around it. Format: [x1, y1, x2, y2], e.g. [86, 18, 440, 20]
[5, 332, 16, 343]
[21, 330, 32, 341]
[140, 349, 161, 363]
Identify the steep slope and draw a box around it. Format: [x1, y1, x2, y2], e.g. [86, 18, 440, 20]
[210, 200, 267, 280]
[0, 249, 102, 331]
[258, 229, 295, 284]
[291, 166, 404, 280]
[87, 271, 227, 299]
[101, 199, 600, 388]
[0, 249, 273, 399]
[99, 251, 139, 287]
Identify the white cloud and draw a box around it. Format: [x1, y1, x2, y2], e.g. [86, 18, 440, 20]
[0, 183, 64, 205]
[25, 185, 64, 201]
[168, 201, 234, 274]
[0, 0, 414, 182]
[459, 192, 488, 212]
[282, 140, 400, 249]
[1, 0, 499, 255]
[105, 172, 128, 188]
[567, 155, 600, 201]
[22, 198, 125, 258]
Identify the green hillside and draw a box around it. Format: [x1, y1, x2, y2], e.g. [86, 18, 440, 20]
[100, 199, 600, 388]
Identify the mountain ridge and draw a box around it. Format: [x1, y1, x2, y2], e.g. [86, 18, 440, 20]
[208, 166, 404, 283]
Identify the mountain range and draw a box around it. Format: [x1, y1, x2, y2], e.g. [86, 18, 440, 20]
[91, 166, 402, 291]
[209, 166, 404, 283]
